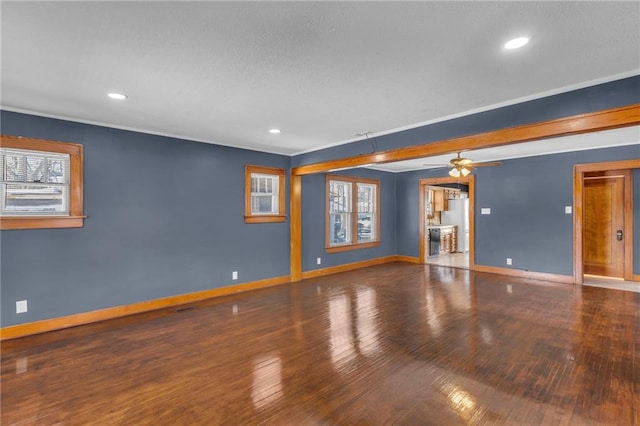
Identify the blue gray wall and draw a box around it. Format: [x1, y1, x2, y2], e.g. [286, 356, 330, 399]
[395, 145, 640, 276]
[1, 111, 291, 327]
[635, 169, 640, 275]
[301, 168, 396, 272]
[292, 76, 640, 167]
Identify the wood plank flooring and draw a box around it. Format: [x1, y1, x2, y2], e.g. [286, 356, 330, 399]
[2, 263, 638, 425]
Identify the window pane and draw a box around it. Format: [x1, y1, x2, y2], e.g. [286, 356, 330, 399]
[26, 156, 46, 183]
[329, 181, 351, 213]
[356, 183, 376, 242]
[5, 155, 25, 182]
[250, 173, 279, 215]
[357, 183, 375, 213]
[3, 184, 67, 214]
[357, 213, 375, 242]
[252, 195, 274, 214]
[47, 158, 66, 184]
[330, 212, 352, 245]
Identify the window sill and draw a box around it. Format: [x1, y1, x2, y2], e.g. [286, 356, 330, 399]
[244, 215, 286, 224]
[326, 241, 380, 253]
[1, 216, 86, 230]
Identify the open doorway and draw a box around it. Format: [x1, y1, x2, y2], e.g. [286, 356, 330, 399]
[574, 159, 639, 285]
[419, 176, 475, 269]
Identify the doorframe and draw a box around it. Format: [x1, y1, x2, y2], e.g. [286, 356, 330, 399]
[573, 159, 639, 284]
[419, 175, 475, 267]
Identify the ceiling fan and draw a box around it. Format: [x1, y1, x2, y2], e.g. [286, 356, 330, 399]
[423, 152, 502, 177]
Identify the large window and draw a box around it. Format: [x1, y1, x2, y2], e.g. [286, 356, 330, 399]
[326, 175, 379, 252]
[1, 135, 84, 230]
[244, 165, 286, 223]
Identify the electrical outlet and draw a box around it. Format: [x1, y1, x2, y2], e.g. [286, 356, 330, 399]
[506, 258, 512, 266]
[317, 257, 322, 265]
[16, 300, 28, 314]
[232, 271, 238, 280]
[481, 208, 491, 215]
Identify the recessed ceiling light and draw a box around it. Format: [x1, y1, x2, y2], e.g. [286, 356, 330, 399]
[269, 129, 281, 134]
[107, 92, 127, 100]
[504, 37, 529, 50]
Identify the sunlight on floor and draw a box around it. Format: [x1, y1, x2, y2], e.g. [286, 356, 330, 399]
[425, 252, 469, 269]
[583, 275, 640, 293]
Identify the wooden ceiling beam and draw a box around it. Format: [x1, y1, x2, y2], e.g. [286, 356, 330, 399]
[292, 104, 640, 176]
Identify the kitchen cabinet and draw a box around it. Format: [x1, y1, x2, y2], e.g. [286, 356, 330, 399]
[434, 189, 448, 212]
[426, 225, 457, 255]
[440, 226, 453, 254]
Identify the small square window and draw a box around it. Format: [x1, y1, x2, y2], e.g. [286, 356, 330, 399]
[245, 165, 286, 223]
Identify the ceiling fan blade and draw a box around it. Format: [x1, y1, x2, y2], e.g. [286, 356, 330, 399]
[421, 163, 449, 167]
[471, 161, 502, 167]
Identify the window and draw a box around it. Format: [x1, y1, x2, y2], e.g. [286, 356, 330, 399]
[244, 165, 286, 223]
[326, 175, 379, 252]
[1, 135, 84, 230]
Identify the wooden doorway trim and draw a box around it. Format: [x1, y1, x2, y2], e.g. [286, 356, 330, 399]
[574, 159, 639, 284]
[419, 175, 475, 267]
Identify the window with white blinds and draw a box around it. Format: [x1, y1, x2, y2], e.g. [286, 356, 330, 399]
[251, 173, 279, 215]
[1, 148, 70, 216]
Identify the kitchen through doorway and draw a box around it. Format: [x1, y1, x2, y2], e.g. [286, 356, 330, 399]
[419, 176, 475, 269]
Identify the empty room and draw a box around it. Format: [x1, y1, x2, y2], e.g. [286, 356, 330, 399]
[1, 2, 639, 425]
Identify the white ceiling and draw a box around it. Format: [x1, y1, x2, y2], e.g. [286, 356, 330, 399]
[1, 2, 639, 158]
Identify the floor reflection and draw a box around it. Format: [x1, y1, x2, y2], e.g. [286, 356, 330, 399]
[327, 286, 381, 372]
[355, 286, 381, 357]
[251, 353, 283, 410]
[328, 292, 356, 371]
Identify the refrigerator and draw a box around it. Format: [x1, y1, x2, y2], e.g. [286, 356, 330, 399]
[440, 198, 469, 253]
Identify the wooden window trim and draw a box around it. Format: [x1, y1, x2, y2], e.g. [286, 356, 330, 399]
[244, 165, 286, 223]
[325, 174, 380, 253]
[1, 135, 85, 230]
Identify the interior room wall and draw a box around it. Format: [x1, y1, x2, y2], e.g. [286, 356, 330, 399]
[1, 111, 291, 327]
[635, 169, 640, 275]
[395, 144, 640, 276]
[301, 168, 397, 272]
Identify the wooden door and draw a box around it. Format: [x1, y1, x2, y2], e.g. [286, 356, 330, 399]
[583, 175, 625, 278]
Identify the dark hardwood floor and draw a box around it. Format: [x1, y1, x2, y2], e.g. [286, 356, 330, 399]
[2, 263, 638, 425]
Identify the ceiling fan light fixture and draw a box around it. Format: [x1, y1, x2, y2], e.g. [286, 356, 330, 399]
[461, 167, 471, 177]
[449, 168, 461, 178]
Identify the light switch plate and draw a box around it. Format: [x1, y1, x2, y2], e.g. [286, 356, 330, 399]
[565, 206, 572, 214]
[481, 208, 491, 215]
